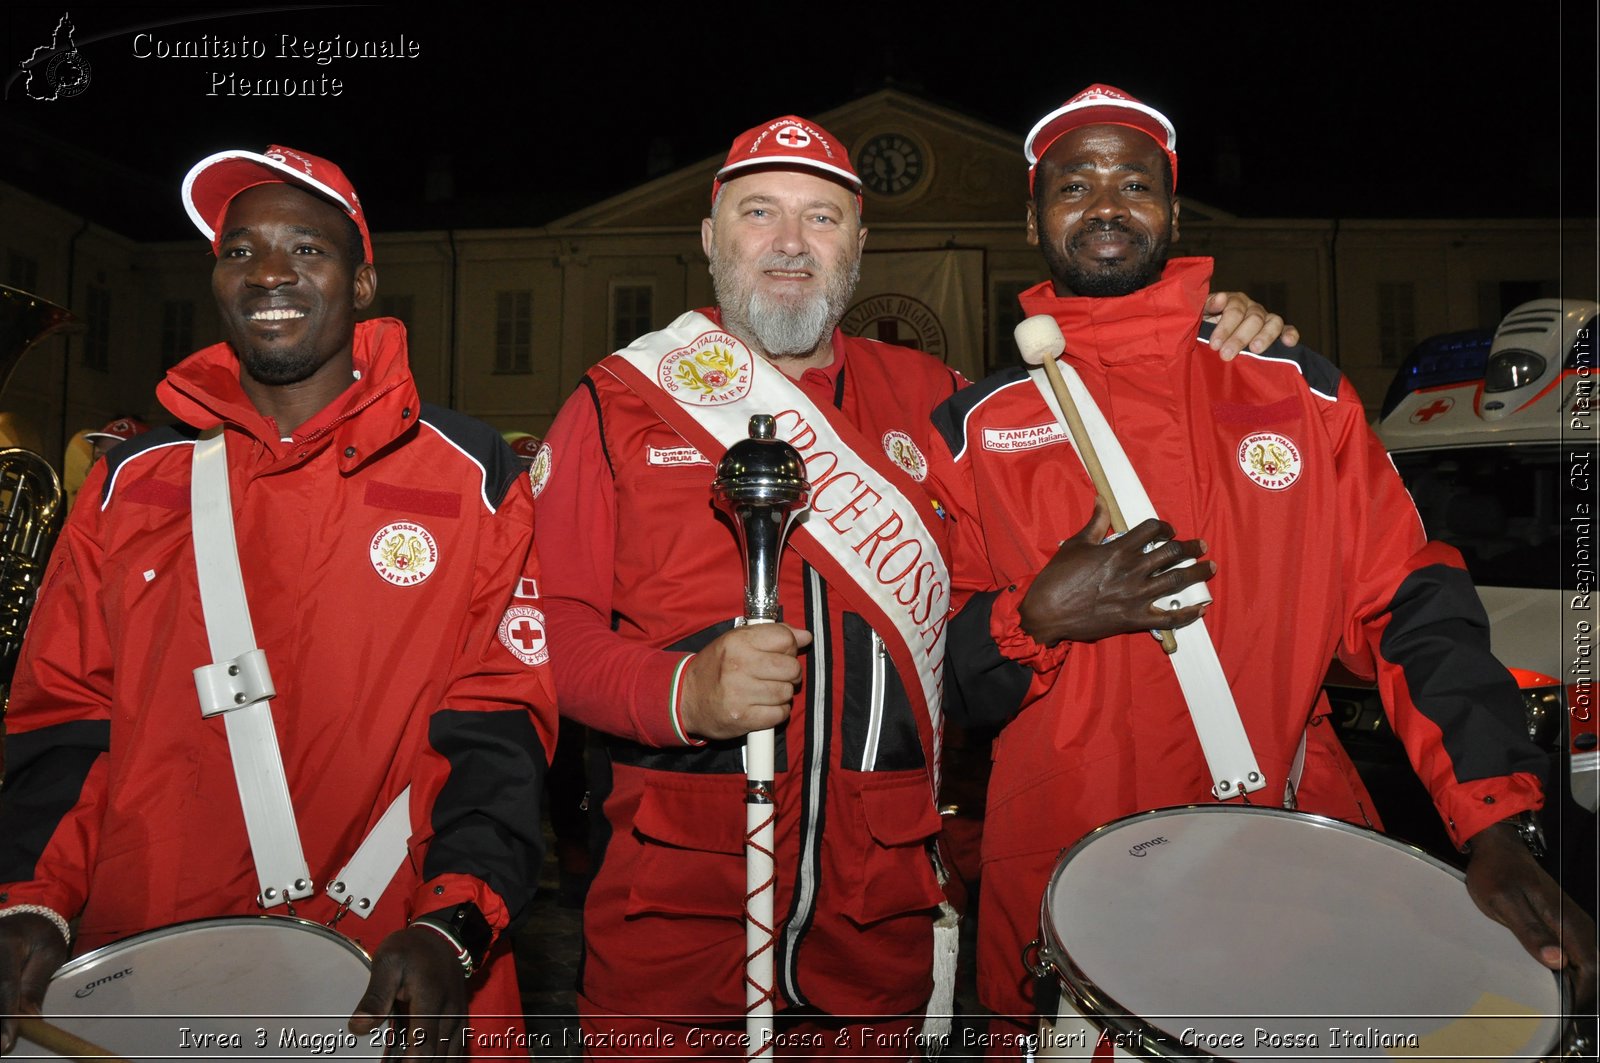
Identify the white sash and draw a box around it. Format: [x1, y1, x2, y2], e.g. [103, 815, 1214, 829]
[1028, 365, 1267, 799]
[605, 311, 949, 741]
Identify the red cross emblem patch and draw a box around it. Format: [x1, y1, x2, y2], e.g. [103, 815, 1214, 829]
[774, 125, 811, 149]
[497, 605, 549, 666]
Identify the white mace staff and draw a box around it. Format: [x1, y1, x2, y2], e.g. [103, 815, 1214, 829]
[713, 414, 811, 1059]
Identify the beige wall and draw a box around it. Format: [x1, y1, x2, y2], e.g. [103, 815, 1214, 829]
[4, 171, 1595, 467]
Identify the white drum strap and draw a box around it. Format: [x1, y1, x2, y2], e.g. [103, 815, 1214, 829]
[1030, 367, 1266, 799]
[190, 428, 313, 907]
[191, 430, 414, 916]
[327, 786, 412, 918]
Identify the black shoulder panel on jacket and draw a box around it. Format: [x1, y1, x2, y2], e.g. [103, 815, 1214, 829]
[1254, 340, 1345, 400]
[578, 376, 615, 480]
[419, 403, 523, 510]
[931, 367, 1030, 458]
[100, 424, 198, 506]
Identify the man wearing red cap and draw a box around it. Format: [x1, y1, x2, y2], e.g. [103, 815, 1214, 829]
[83, 417, 151, 463]
[929, 84, 1595, 1048]
[0, 146, 557, 1058]
[534, 114, 1294, 1054]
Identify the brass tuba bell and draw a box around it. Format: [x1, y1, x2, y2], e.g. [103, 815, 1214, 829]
[0, 284, 75, 699]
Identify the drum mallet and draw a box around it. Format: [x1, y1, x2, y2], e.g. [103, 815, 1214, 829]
[16, 1017, 132, 1063]
[1015, 315, 1179, 656]
[713, 414, 811, 1060]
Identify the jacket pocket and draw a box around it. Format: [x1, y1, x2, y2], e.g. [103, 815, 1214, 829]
[624, 777, 745, 920]
[838, 773, 945, 927]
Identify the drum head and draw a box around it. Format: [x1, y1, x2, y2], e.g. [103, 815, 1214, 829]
[35, 916, 377, 1060]
[1043, 806, 1563, 1059]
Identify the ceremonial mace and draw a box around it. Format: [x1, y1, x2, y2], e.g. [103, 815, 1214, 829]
[712, 414, 811, 1059]
[1015, 315, 1182, 655]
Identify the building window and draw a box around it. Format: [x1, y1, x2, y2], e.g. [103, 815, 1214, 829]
[160, 299, 195, 368]
[611, 283, 654, 350]
[1377, 281, 1416, 367]
[494, 291, 533, 375]
[7, 252, 39, 292]
[988, 280, 1033, 375]
[83, 284, 111, 372]
[375, 294, 415, 328]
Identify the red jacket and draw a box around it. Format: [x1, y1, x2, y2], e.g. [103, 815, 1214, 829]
[537, 316, 963, 1017]
[927, 258, 1545, 1017]
[0, 320, 556, 1023]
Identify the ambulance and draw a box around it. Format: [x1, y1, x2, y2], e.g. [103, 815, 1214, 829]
[1376, 298, 1597, 823]
[1324, 297, 1596, 919]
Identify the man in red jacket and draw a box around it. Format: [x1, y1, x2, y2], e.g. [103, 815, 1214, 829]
[931, 84, 1597, 1050]
[0, 146, 557, 1059]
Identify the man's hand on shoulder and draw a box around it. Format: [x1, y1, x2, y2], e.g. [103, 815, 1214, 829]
[0, 913, 69, 1056]
[1204, 291, 1301, 361]
[676, 624, 812, 741]
[1019, 497, 1213, 647]
[1464, 820, 1597, 1011]
[348, 926, 469, 1060]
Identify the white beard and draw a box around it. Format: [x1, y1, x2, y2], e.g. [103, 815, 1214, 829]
[710, 248, 860, 360]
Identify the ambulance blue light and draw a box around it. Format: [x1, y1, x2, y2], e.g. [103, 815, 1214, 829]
[1380, 329, 1493, 418]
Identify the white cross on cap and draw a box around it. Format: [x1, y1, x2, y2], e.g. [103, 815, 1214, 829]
[774, 125, 811, 148]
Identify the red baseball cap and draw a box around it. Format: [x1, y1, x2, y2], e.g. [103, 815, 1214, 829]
[182, 145, 373, 263]
[84, 417, 151, 445]
[711, 116, 862, 204]
[1024, 84, 1178, 192]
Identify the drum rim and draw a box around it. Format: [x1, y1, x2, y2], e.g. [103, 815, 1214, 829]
[53, 913, 374, 981]
[1035, 804, 1566, 1057]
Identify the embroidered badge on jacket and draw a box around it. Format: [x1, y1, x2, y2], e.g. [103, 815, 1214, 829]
[370, 521, 439, 586]
[882, 430, 928, 481]
[1237, 432, 1302, 490]
[528, 442, 552, 499]
[498, 605, 549, 665]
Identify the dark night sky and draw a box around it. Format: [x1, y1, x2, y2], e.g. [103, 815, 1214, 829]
[1, 2, 1595, 241]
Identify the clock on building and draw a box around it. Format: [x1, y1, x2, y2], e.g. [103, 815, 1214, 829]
[856, 133, 927, 197]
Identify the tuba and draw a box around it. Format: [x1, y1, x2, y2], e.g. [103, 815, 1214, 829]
[0, 285, 74, 703]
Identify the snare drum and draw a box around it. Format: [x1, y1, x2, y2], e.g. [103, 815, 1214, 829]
[1031, 806, 1565, 1061]
[30, 916, 378, 1060]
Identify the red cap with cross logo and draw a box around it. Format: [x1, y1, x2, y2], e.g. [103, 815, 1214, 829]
[712, 116, 863, 205]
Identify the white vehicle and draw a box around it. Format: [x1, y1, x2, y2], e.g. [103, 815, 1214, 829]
[1380, 298, 1598, 816]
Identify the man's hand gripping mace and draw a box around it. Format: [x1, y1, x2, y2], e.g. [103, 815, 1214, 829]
[712, 414, 811, 1059]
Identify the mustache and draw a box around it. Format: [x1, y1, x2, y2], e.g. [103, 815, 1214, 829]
[1068, 218, 1150, 251]
[755, 252, 821, 272]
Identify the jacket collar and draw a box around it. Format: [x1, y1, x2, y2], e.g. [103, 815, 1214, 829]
[1017, 257, 1214, 367]
[158, 318, 419, 473]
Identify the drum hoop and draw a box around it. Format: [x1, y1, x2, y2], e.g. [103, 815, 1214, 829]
[1036, 804, 1567, 1054]
[53, 914, 373, 981]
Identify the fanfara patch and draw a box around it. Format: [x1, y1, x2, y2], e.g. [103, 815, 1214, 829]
[528, 441, 552, 499]
[982, 422, 1068, 453]
[658, 331, 753, 406]
[498, 605, 549, 666]
[370, 521, 439, 586]
[1237, 432, 1302, 490]
[882, 430, 928, 481]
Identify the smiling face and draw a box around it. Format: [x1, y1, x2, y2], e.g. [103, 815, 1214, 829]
[211, 183, 375, 391]
[1027, 124, 1179, 298]
[701, 169, 866, 365]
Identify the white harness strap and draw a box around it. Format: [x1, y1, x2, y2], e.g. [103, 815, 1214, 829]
[1029, 367, 1267, 799]
[327, 784, 412, 917]
[190, 427, 313, 907]
[190, 428, 412, 915]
